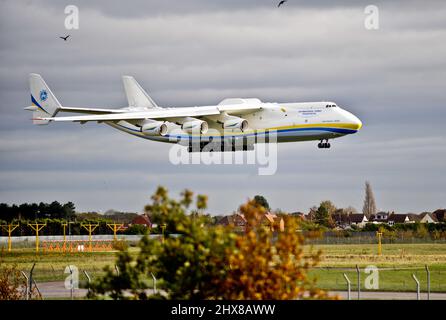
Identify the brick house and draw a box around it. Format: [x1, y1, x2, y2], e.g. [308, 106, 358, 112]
[217, 213, 247, 231]
[131, 214, 152, 228]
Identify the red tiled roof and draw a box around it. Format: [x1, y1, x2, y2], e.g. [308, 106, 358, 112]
[131, 215, 152, 226]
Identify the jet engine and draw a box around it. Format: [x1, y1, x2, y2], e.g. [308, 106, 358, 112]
[223, 115, 249, 132]
[140, 119, 168, 136]
[180, 118, 208, 134]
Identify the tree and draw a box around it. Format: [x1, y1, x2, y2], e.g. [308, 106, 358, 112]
[344, 206, 357, 214]
[123, 224, 149, 235]
[253, 195, 270, 211]
[62, 202, 76, 220]
[320, 201, 336, 216]
[220, 200, 329, 299]
[314, 201, 336, 228]
[362, 181, 377, 218]
[0, 265, 39, 300]
[88, 187, 330, 300]
[415, 224, 429, 239]
[89, 186, 233, 299]
[47, 201, 63, 219]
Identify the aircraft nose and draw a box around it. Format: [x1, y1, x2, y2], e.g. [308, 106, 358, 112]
[341, 109, 362, 131]
[352, 115, 362, 130]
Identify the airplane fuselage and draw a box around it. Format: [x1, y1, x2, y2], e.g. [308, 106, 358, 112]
[107, 100, 362, 145]
[27, 74, 362, 151]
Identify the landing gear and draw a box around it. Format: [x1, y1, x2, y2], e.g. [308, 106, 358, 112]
[318, 139, 331, 149]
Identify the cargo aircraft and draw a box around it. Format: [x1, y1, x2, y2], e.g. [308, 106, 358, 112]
[26, 74, 362, 152]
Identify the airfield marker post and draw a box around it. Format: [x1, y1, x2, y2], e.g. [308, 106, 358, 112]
[28, 223, 46, 253]
[62, 223, 67, 251]
[376, 232, 382, 255]
[1, 223, 19, 252]
[81, 223, 99, 252]
[412, 274, 420, 300]
[425, 265, 430, 300]
[356, 265, 360, 300]
[343, 273, 351, 300]
[107, 223, 125, 241]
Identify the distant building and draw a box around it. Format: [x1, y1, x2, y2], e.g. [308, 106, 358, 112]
[334, 214, 368, 228]
[217, 213, 247, 231]
[432, 209, 446, 223]
[418, 212, 438, 224]
[259, 212, 281, 231]
[290, 212, 306, 220]
[370, 211, 390, 223]
[407, 213, 421, 223]
[217, 212, 284, 231]
[386, 213, 416, 226]
[131, 214, 152, 228]
[350, 214, 369, 227]
[369, 211, 427, 225]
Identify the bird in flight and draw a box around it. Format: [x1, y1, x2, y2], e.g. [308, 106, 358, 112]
[277, 0, 287, 8]
[59, 35, 70, 41]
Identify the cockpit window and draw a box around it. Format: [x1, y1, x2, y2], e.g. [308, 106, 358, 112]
[325, 104, 337, 108]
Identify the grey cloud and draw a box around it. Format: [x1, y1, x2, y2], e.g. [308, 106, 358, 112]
[0, 0, 445, 214]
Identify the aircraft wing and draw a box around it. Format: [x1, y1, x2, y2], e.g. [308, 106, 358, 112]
[58, 106, 127, 114]
[36, 105, 261, 123]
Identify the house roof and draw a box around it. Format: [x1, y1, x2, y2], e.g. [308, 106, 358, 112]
[217, 216, 231, 225]
[218, 212, 281, 227]
[370, 212, 390, 221]
[262, 212, 278, 224]
[407, 213, 421, 222]
[433, 209, 446, 222]
[387, 214, 409, 223]
[333, 213, 367, 224]
[217, 213, 246, 226]
[419, 212, 438, 223]
[131, 214, 152, 226]
[350, 214, 368, 223]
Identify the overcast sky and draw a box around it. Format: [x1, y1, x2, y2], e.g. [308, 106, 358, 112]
[0, 0, 445, 215]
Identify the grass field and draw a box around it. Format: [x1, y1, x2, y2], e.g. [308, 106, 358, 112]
[0, 247, 141, 283]
[308, 243, 446, 292]
[1, 243, 445, 292]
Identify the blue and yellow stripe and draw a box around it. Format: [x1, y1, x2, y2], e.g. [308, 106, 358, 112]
[31, 94, 50, 114]
[113, 122, 361, 140]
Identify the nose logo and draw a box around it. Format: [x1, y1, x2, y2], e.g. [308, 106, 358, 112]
[40, 89, 48, 102]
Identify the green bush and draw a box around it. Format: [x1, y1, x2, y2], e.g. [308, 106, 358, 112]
[88, 187, 328, 300]
[123, 224, 148, 235]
